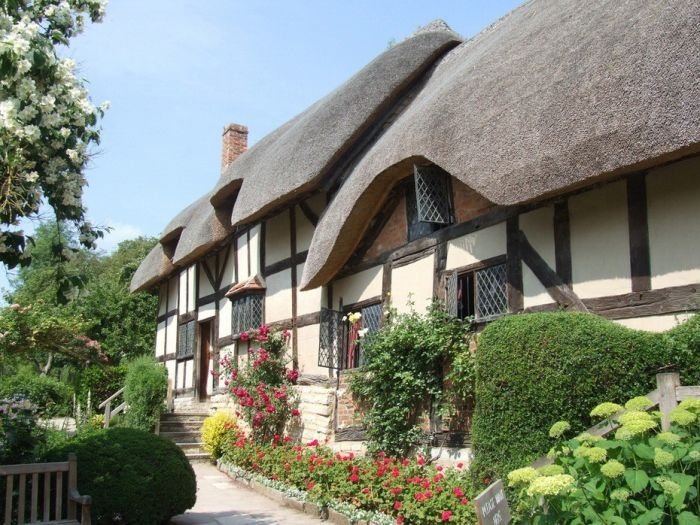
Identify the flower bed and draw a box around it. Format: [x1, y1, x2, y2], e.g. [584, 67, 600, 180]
[221, 435, 478, 524]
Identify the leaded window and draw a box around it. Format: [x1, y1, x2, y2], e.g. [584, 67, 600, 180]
[177, 320, 195, 358]
[447, 263, 508, 322]
[319, 308, 346, 369]
[231, 294, 264, 335]
[318, 303, 383, 370]
[407, 164, 453, 242]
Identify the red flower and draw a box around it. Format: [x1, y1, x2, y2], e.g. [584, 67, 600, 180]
[349, 473, 360, 483]
[292, 409, 301, 417]
[441, 510, 453, 521]
[307, 439, 319, 447]
[265, 404, 275, 413]
[389, 487, 403, 495]
[436, 465, 443, 471]
[240, 331, 249, 342]
[286, 369, 299, 383]
[483, 478, 491, 485]
[456, 462, 464, 469]
[417, 457, 426, 466]
[306, 482, 315, 491]
[362, 487, 370, 494]
[461, 497, 469, 505]
[454, 487, 465, 498]
[393, 502, 402, 511]
[396, 517, 405, 524]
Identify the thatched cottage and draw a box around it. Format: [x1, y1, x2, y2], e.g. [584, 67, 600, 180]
[131, 0, 700, 452]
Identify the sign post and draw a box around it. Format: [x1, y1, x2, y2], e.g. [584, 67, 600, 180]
[474, 479, 511, 525]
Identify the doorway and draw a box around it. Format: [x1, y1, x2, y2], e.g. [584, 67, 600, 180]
[198, 321, 212, 401]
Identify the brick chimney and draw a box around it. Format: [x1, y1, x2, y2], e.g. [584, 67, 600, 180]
[221, 123, 248, 172]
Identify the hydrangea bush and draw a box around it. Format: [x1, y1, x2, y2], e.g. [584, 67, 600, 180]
[217, 325, 300, 443]
[221, 433, 478, 524]
[0, 0, 108, 267]
[508, 396, 700, 524]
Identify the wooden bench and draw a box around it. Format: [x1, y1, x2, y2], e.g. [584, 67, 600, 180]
[1, 453, 91, 525]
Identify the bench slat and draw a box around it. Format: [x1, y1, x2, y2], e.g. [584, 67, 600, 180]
[30, 473, 38, 523]
[4, 474, 13, 525]
[44, 472, 51, 522]
[18, 473, 26, 524]
[56, 472, 63, 520]
[0, 462, 70, 476]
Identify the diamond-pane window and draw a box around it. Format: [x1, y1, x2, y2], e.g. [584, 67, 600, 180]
[361, 303, 382, 335]
[475, 264, 507, 320]
[231, 294, 263, 335]
[414, 164, 452, 225]
[319, 308, 346, 369]
[448, 262, 508, 322]
[177, 320, 195, 358]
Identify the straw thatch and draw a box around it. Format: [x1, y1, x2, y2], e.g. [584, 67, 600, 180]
[129, 243, 177, 293]
[299, 0, 700, 289]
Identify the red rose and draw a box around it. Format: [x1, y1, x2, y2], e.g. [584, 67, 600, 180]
[441, 510, 453, 521]
[393, 502, 402, 511]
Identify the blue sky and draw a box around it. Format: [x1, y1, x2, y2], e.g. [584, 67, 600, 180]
[1, 0, 522, 294]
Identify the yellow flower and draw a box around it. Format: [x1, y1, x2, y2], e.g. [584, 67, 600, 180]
[549, 420, 571, 438]
[573, 446, 607, 464]
[656, 476, 680, 495]
[600, 460, 625, 478]
[575, 432, 602, 445]
[507, 467, 539, 487]
[590, 402, 623, 419]
[654, 448, 674, 468]
[670, 408, 697, 426]
[657, 432, 681, 446]
[526, 475, 575, 497]
[624, 396, 654, 411]
[537, 464, 565, 476]
[678, 398, 700, 413]
[610, 488, 630, 502]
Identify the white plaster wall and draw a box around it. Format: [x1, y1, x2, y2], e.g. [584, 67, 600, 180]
[165, 315, 177, 355]
[391, 253, 435, 314]
[198, 259, 215, 298]
[222, 244, 237, 287]
[155, 321, 166, 358]
[183, 360, 193, 389]
[265, 211, 291, 265]
[206, 355, 214, 395]
[296, 206, 315, 254]
[178, 270, 188, 315]
[445, 223, 506, 270]
[219, 298, 232, 339]
[265, 269, 293, 322]
[198, 302, 216, 321]
[333, 266, 383, 310]
[249, 224, 261, 275]
[521, 207, 555, 308]
[296, 263, 323, 316]
[570, 181, 631, 299]
[158, 283, 167, 316]
[165, 360, 176, 386]
[647, 157, 700, 290]
[187, 266, 196, 312]
[168, 277, 178, 314]
[615, 313, 694, 333]
[297, 323, 324, 375]
[237, 233, 249, 281]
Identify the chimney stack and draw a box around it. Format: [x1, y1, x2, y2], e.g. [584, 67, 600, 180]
[221, 123, 248, 172]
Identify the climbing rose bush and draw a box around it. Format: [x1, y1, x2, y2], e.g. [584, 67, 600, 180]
[0, 0, 108, 267]
[221, 434, 478, 524]
[218, 325, 299, 443]
[509, 396, 700, 524]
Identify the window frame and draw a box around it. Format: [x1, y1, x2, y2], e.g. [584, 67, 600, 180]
[445, 255, 509, 323]
[406, 164, 454, 243]
[176, 319, 196, 360]
[230, 292, 265, 337]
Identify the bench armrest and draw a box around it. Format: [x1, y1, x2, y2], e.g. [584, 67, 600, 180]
[68, 489, 92, 506]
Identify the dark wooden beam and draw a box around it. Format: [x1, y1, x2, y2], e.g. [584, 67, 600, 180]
[342, 296, 383, 312]
[506, 216, 524, 312]
[200, 259, 216, 292]
[156, 309, 178, 324]
[290, 207, 299, 370]
[433, 241, 448, 300]
[298, 201, 319, 227]
[382, 260, 392, 314]
[553, 201, 572, 286]
[263, 251, 308, 276]
[627, 173, 651, 292]
[519, 230, 588, 312]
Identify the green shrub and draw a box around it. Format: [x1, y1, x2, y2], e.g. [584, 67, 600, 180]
[0, 370, 72, 417]
[470, 312, 673, 482]
[508, 396, 700, 524]
[0, 397, 41, 464]
[123, 356, 167, 431]
[44, 427, 196, 525]
[350, 303, 473, 457]
[201, 410, 238, 460]
[78, 363, 127, 411]
[666, 314, 700, 386]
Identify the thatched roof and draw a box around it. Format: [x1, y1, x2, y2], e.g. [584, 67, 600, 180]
[130, 243, 177, 293]
[299, 0, 700, 289]
[131, 23, 461, 292]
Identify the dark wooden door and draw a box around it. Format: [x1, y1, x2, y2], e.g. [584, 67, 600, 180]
[198, 321, 212, 401]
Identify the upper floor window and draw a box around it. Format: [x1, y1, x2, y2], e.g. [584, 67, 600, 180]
[231, 294, 264, 336]
[407, 164, 453, 242]
[446, 260, 507, 322]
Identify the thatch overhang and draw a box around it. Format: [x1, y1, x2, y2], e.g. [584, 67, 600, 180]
[217, 26, 462, 226]
[300, 0, 700, 290]
[129, 243, 177, 293]
[225, 274, 266, 299]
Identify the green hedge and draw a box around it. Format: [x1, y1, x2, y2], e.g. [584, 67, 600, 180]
[45, 427, 196, 525]
[665, 313, 700, 385]
[123, 356, 167, 431]
[470, 312, 677, 481]
[0, 371, 72, 417]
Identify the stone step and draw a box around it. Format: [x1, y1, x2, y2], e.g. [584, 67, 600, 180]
[176, 442, 206, 452]
[184, 452, 211, 463]
[160, 431, 201, 443]
[160, 421, 204, 432]
[161, 413, 208, 422]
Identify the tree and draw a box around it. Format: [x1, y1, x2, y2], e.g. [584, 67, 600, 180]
[0, 0, 108, 269]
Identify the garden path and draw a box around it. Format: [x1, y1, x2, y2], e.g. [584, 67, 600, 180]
[170, 462, 320, 525]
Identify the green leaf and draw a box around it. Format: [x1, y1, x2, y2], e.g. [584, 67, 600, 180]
[677, 512, 700, 525]
[625, 469, 650, 494]
[669, 472, 695, 511]
[632, 443, 655, 460]
[632, 507, 664, 525]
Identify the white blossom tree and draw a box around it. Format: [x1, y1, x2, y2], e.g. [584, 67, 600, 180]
[0, 0, 108, 268]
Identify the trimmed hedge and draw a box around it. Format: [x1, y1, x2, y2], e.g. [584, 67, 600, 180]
[45, 427, 196, 525]
[665, 313, 700, 385]
[470, 312, 674, 481]
[123, 356, 167, 431]
[0, 371, 72, 417]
